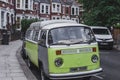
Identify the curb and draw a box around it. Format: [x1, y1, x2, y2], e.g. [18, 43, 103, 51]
[114, 45, 120, 51]
[16, 47, 38, 80]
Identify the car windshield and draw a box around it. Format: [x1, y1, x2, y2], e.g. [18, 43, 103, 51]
[92, 28, 110, 35]
[48, 26, 95, 45]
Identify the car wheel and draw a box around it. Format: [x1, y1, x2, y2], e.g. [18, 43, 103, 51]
[26, 58, 33, 69]
[40, 67, 49, 80]
[21, 48, 27, 59]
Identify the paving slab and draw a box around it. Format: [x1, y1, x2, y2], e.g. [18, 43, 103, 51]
[0, 40, 27, 80]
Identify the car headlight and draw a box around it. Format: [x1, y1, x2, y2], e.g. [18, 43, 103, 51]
[55, 58, 63, 67]
[91, 55, 99, 63]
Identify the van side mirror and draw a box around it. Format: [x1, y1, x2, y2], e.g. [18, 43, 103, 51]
[38, 39, 43, 45]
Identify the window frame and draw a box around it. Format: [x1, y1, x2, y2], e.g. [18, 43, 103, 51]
[33, 30, 39, 42]
[39, 30, 47, 47]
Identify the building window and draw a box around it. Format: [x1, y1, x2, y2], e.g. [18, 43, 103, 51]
[76, 8, 78, 15]
[16, 17, 21, 29]
[57, 17, 60, 20]
[1, 11, 5, 28]
[22, 0, 24, 8]
[53, 4, 55, 11]
[11, 14, 14, 25]
[57, 5, 60, 12]
[25, 0, 28, 9]
[42, 5, 44, 13]
[66, 7, 69, 14]
[30, 0, 33, 10]
[72, 8, 74, 15]
[16, 17, 20, 24]
[17, 0, 20, 8]
[46, 6, 48, 14]
[53, 17, 55, 20]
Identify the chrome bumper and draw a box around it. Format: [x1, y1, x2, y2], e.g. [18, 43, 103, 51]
[49, 68, 102, 79]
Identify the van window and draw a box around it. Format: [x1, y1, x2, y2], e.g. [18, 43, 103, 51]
[33, 31, 39, 42]
[32, 30, 39, 42]
[48, 26, 94, 45]
[26, 30, 32, 39]
[92, 28, 109, 35]
[40, 30, 47, 46]
[83, 28, 94, 41]
[32, 30, 36, 40]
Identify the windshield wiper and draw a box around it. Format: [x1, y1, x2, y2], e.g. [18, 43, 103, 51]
[71, 41, 83, 44]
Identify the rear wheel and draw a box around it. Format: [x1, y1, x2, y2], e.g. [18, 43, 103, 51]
[26, 58, 33, 69]
[21, 48, 27, 59]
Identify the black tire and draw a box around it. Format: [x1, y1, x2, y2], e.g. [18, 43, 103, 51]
[40, 67, 49, 80]
[26, 58, 33, 69]
[21, 48, 27, 59]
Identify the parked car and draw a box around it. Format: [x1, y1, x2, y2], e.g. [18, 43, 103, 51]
[90, 26, 114, 49]
[22, 20, 102, 80]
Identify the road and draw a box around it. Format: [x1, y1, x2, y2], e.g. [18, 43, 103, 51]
[25, 48, 120, 80]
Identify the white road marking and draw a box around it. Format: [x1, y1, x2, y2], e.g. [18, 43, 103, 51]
[93, 75, 104, 80]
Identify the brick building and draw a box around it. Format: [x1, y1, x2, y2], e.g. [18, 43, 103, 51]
[38, 0, 82, 22]
[15, 0, 39, 30]
[0, 0, 83, 41]
[0, 0, 15, 41]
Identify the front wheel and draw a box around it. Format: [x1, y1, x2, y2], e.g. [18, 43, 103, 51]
[40, 68, 49, 80]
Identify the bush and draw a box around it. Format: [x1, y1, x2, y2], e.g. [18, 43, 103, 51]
[21, 18, 38, 36]
[114, 23, 120, 28]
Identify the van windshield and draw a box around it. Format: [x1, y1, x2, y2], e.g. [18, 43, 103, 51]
[48, 26, 95, 45]
[92, 28, 110, 35]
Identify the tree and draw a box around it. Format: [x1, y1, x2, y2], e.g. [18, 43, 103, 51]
[21, 18, 38, 37]
[79, 0, 120, 27]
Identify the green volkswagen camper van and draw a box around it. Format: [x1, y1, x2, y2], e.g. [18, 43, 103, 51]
[23, 20, 102, 80]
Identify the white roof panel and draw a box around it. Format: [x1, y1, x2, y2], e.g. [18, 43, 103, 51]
[29, 20, 77, 29]
[42, 23, 87, 29]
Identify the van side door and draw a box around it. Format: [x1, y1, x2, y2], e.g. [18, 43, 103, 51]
[38, 30, 49, 74]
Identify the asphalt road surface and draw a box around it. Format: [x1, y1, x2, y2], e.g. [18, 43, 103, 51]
[25, 48, 120, 80]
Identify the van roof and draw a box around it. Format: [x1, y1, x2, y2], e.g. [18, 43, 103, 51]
[42, 23, 87, 29]
[89, 26, 108, 29]
[28, 20, 78, 30]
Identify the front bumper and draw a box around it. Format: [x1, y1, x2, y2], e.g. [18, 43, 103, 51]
[49, 68, 102, 79]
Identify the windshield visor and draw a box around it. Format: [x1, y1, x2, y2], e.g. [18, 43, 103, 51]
[48, 26, 95, 45]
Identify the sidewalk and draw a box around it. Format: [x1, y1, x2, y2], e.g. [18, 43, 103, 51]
[114, 44, 120, 50]
[0, 40, 27, 80]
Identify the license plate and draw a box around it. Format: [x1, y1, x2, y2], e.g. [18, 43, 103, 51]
[70, 66, 87, 72]
[100, 42, 108, 45]
[61, 48, 92, 54]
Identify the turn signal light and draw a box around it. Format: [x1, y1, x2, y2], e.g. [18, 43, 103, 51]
[56, 50, 61, 55]
[92, 47, 96, 52]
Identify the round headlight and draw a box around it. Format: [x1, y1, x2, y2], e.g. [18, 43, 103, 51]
[91, 55, 98, 63]
[55, 58, 63, 67]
